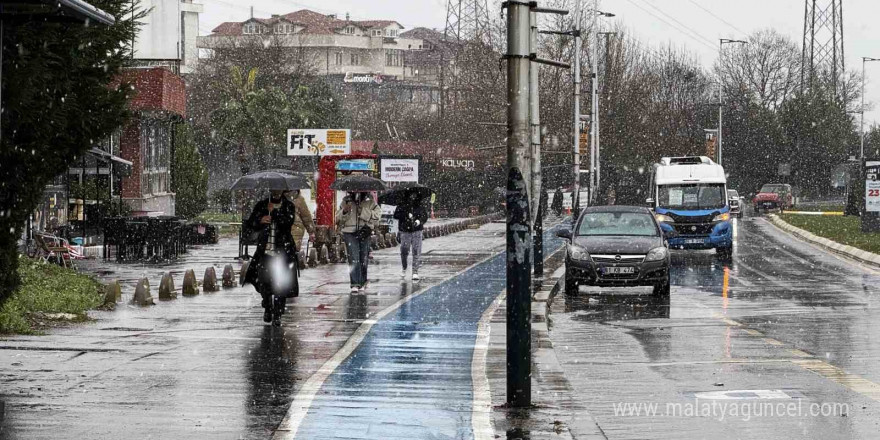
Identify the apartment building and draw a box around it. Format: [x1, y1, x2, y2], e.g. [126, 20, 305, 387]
[198, 9, 449, 84]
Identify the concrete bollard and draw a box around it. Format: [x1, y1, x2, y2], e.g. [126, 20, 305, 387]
[377, 233, 386, 248]
[240, 261, 250, 286]
[319, 244, 330, 264]
[392, 233, 399, 246]
[222, 264, 235, 288]
[158, 272, 176, 300]
[298, 251, 306, 269]
[425, 227, 433, 238]
[329, 244, 339, 264]
[370, 235, 379, 250]
[385, 233, 395, 247]
[103, 281, 122, 306]
[308, 247, 318, 267]
[131, 278, 154, 306]
[203, 267, 219, 292]
[182, 269, 199, 296]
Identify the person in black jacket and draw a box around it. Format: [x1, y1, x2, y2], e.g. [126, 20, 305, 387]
[552, 187, 563, 216]
[393, 192, 429, 281]
[242, 190, 299, 326]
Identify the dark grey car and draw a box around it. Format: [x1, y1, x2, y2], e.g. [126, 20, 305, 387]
[556, 205, 671, 296]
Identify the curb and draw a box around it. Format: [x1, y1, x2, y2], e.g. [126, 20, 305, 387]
[768, 214, 880, 268]
[529, 251, 607, 440]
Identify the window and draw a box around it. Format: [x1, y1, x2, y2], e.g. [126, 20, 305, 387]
[344, 26, 355, 35]
[350, 53, 361, 65]
[243, 22, 265, 35]
[335, 52, 344, 65]
[371, 29, 382, 37]
[139, 119, 171, 195]
[275, 23, 292, 34]
[577, 212, 659, 237]
[658, 184, 726, 210]
[387, 28, 398, 37]
[385, 49, 403, 67]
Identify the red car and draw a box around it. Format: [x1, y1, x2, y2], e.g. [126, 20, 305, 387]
[753, 184, 794, 213]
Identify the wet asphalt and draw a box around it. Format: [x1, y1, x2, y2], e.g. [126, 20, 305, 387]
[4, 211, 880, 439]
[550, 213, 880, 439]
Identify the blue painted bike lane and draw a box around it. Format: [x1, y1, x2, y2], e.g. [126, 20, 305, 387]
[286, 225, 566, 439]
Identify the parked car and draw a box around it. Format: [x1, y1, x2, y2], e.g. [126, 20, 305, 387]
[728, 189, 743, 218]
[753, 183, 794, 213]
[556, 205, 671, 297]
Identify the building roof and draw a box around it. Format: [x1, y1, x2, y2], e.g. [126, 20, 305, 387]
[210, 9, 404, 36]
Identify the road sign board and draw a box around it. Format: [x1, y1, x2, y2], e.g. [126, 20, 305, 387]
[287, 129, 351, 156]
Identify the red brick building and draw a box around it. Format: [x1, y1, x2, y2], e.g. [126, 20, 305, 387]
[115, 67, 186, 216]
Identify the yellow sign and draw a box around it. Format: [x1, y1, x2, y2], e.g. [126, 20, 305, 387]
[326, 130, 347, 145]
[287, 129, 351, 156]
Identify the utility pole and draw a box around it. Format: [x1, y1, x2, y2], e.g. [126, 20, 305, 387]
[591, 0, 600, 203]
[718, 39, 747, 165]
[503, 0, 532, 409]
[529, 9, 544, 277]
[862, 57, 880, 159]
[572, 0, 582, 215]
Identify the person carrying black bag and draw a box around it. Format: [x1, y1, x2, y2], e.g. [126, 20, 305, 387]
[242, 190, 299, 326]
[336, 191, 381, 293]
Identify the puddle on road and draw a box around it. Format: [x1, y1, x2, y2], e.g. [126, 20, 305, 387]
[564, 290, 671, 322]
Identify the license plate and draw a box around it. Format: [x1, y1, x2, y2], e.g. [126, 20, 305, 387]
[685, 238, 704, 244]
[603, 266, 635, 274]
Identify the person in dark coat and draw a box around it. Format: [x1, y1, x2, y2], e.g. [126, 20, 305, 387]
[551, 187, 563, 216]
[242, 190, 299, 326]
[393, 192, 429, 280]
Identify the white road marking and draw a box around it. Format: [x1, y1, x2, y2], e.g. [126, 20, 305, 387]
[471, 291, 505, 440]
[694, 389, 793, 400]
[272, 251, 502, 440]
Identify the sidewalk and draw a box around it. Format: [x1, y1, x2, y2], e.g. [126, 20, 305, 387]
[0, 218, 502, 439]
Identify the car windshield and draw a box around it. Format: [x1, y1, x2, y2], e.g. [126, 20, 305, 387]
[657, 184, 726, 210]
[728, 190, 739, 198]
[760, 184, 786, 194]
[577, 212, 658, 237]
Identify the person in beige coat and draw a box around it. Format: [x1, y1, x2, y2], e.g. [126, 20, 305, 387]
[336, 192, 381, 292]
[287, 190, 315, 250]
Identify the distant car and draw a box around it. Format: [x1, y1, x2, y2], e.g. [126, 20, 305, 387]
[727, 189, 743, 218]
[556, 205, 671, 297]
[753, 183, 794, 213]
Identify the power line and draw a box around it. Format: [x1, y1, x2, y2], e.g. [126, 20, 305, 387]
[620, 0, 716, 52]
[685, 0, 748, 35]
[636, 0, 717, 48]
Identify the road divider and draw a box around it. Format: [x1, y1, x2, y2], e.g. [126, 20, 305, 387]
[781, 210, 844, 216]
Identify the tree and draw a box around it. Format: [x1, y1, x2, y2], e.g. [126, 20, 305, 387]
[0, 1, 142, 304]
[172, 124, 209, 219]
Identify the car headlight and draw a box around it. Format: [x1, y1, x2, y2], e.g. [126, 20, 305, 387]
[645, 247, 668, 262]
[655, 214, 675, 223]
[568, 245, 590, 261]
[713, 213, 730, 222]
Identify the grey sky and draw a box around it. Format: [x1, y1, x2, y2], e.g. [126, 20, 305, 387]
[198, 0, 880, 126]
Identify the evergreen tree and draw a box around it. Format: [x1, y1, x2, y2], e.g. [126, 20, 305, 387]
[172, 124, 209, 219]
[0, 0, 142, 303]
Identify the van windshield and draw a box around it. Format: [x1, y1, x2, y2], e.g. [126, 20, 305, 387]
[658, 184, 726, 210]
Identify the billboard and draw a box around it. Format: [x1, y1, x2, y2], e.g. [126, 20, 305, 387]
[287, 129, 351, 156]
[381, 158, 419, 182]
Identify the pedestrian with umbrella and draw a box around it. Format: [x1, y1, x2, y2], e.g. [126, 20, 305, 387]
[383, 184, 431, 281]
[333, 175, 384, 293]
[232, 171, 308, 326]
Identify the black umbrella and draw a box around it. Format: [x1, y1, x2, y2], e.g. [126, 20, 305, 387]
[230, 171, 310, 191]
[330, 174, 387, 192]
[378, 183, 433, 205]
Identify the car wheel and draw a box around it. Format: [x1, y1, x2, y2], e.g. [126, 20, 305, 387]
[716, 246, 733, 260]
[653, 274, 670, 296]
[564, 273, 578, 297]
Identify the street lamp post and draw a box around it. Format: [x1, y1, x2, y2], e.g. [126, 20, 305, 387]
[589, 6, 614, 205]
[718, 38, 747, 165]
[862, 57, 880, 159]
